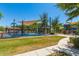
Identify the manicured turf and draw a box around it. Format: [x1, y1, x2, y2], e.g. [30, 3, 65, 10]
[0, 36, 64, 56]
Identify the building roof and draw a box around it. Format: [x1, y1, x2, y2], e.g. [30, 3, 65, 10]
[20, 21, 36, 26]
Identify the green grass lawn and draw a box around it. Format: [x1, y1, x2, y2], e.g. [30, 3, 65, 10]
[0, 36, 64, 56]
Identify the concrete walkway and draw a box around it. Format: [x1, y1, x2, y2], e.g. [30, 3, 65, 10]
[57, 35, 79, 56]
[15, 45, 59, 56]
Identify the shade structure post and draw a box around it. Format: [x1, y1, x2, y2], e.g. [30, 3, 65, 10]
[21, 20, 25, 36]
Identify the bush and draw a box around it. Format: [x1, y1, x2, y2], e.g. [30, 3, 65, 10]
[0, 26, 5, 31]
[70, 37, 79, 48]
[50, 32, 54, 34]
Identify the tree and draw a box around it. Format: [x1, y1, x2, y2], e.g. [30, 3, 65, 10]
[52, 17, 60, 33]
[0, 12, 3, 19]
[31, 22, 39, 33]
[75, 21, 79, 35]
[0, 26, 5, 31]
[39, 13, 48, 34]
[0, 12, 3, 31]
[57, 3, 79, 21]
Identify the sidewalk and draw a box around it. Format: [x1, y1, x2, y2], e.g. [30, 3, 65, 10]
[15, 45, 58, 56]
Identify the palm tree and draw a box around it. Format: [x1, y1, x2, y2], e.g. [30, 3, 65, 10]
[57, 3, 79, 21]
[0, 12, 3, 19]
[39, 13, 48, 34]
[30, 22, 38, 33]
[0, 12, 3, 32]
[75, 21, 79, 35]
[52, 17, 60, 33]
[57, 3, 79, 35]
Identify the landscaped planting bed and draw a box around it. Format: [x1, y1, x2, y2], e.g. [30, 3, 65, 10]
[48, 52, 69, 56]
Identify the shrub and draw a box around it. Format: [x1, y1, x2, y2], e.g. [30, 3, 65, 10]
[70, 37, 79, 48]
[50, 32, 54, 34]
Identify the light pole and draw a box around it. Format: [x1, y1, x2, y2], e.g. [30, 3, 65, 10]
[49, 17, 52, 33]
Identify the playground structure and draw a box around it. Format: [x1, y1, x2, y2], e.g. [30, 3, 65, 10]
[5, 20, 36, 36]
[0, 19, 37, 38]
[63, 22, 77, 34]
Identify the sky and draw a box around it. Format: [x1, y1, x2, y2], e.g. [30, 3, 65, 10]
[0, 3, 78, 27]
